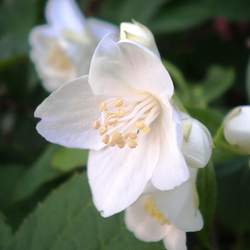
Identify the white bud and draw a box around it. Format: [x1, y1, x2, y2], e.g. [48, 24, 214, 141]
[120, 21, 160, 56]
[224, 106, 250, 154]
[181, 115, 213, 168]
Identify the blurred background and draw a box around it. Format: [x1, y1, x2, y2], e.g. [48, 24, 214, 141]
[0, 0, 250, 249]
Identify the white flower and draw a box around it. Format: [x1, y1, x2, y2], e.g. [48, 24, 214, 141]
[181, 114, 213, 168]
[224, 105, 250, 154]
[120, 21, 159, 56]
[125, 169, 203, 250]
[29, 0, 117, 92]
[35, 34, 189, 217]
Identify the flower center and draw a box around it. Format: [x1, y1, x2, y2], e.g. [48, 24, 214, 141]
[48, 44, 73, 72]
[92, 94, 160, 149]
[144, 197, 170, 225]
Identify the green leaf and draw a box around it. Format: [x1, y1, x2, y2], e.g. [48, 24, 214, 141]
[0, 0, 37, 63]
[216, 157, 250, 232]
[197, 66, 235, 104]
[9, 175, 165, 250]
[0, 213, 12, 250]
[164, 60, 190, 103]
[246, 57, 250, 102]
[213, 0, 250, 21]
[151, 1, 212, 33]
[12, 146, 65, 202]
[187, 107, 223, 135]
[51, 148, 88, 172]
[151, 0, 250, 34]
[0, 165, 26, 210]
[197, 162, 217, 249]
[100, 0, 165, 25]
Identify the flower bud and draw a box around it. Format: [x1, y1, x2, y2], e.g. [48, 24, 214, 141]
[120, 21, 159, 56]
[224, 106, 250, 154]
[181, 115, 213, 168]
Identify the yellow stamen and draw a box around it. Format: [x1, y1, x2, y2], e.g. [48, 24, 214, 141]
[117, 140, 125, 148]
[144, 198, 170, 225]
[135, 120, 146, 130]
[110, 132, 122, 143]
[117, 109, 126, 117]
[127, 139, 137, 149]
[102, 134, 110, 144]
[141, 126, 151, 134]
[99, 126, 107, 135]
[113, 98, 124, 107]
[92, 120, 100, 129]
[127, 132, 137, 139]
[99, 102, 107, 112]
[107, 118, 118, 126]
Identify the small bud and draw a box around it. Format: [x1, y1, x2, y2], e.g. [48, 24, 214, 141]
[120, 21, 159, 56]
[224, 106, 250, 154]
[181, 114, 213, 168]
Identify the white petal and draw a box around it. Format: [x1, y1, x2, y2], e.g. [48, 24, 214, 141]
[87, 17, 118, 41]
[153, 168, 203, 232]
[29, 25, 77, 92]
[35, 76, 104, 150]
[87, 123, 160, 217]
[89, 34, 174, 100]
[125, 195, 167, 242]
[163, 226, 187, 250]
[29, 25, 57, 52]
[181, 114, 213, 168]
[40, 74, 77, 93]
[151, 103, 189, 190]
[224, 106, 250, 154]
[46, 0, 86, 33]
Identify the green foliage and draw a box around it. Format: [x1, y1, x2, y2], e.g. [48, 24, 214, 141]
[8, 175, 164, 250]
[0, 165, 26, 210]
[100, 0, 165, 25]
[51, 148, 88, 172]
[187, 107, 223, 135]
[164, 60, 190, 103]
[0, 213, 12, 250]
[0, 0, 37, 63]
[197, 162, 217, 249]
[151, 1, 211, 33]
[151, 0, 250, 33]
[200, 66, 233, 102]
[12, 146, 62, 203]
[191, 66, 235, 106]
[11, 146, 87, 203]
[217, 157, 250, 232]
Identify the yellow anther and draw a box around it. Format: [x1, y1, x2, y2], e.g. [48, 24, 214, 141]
[142, 126, 151, 134]
[117, 109, 126, 117]
[127, 132, 137, 140]
[107, 118, 118, 126]
[117, 140, 125, 148]
[99, 102, 107, 112]
[92, 120, 100, 129]
[113, 98, 124, 107]
[144, 198, 170, 225]
[135, 120, 146, 130]
[111, 132, 122, 142]
[127, 139, 138, 149]
[102, 134, 110, 144]
[109, 141, 116, 147]
[99, 126, 107, 135]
